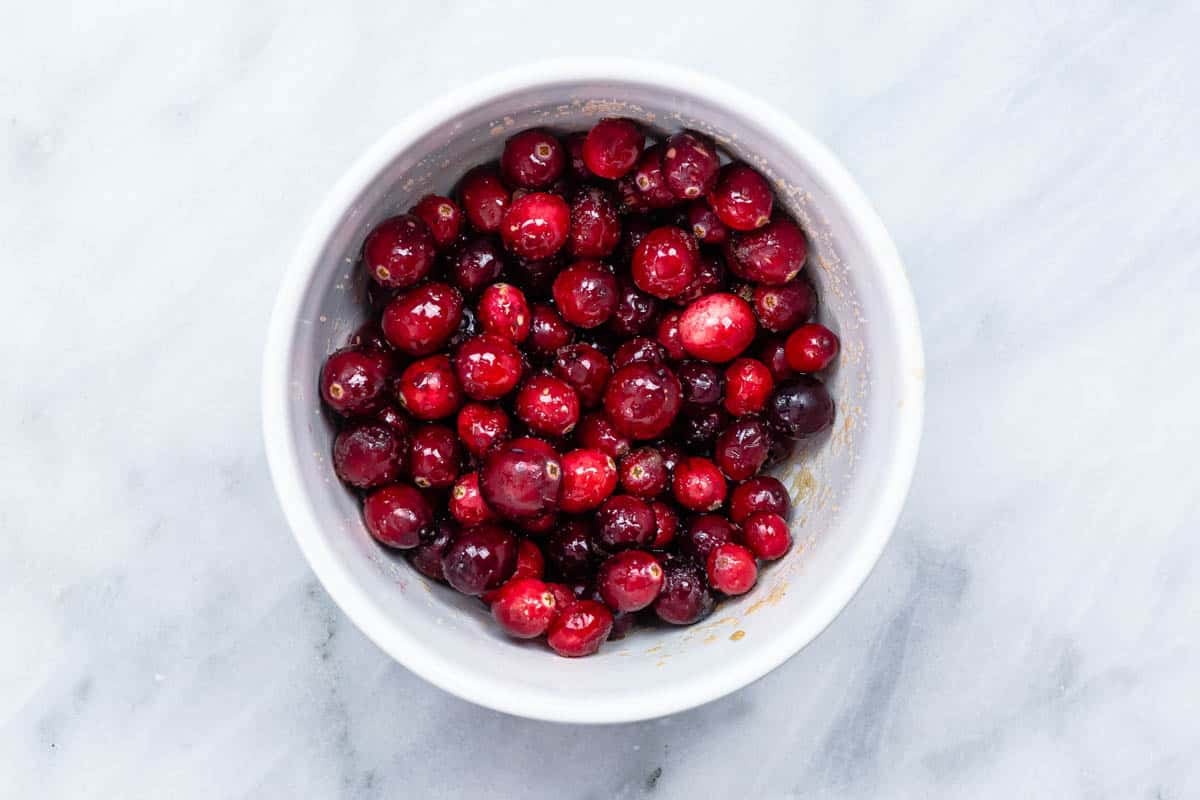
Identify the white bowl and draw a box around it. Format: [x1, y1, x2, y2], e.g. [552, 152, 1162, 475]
[262, 60, 924, 724]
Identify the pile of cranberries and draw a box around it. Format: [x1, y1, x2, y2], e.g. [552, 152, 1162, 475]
[319, 120, 839, 657]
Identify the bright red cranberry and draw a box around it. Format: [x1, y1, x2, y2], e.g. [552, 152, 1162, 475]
[545, 582, 577, 613]
[551, 261, 618, 329]
[619, 447, 668, 497]
[687, 200, 728, 245]
[333, 422, 405, 489]
[724, 358, 774, 416]
[381, 283, 464, 356]
[408, 517, 456, 581]
[677, 361, 724, 409]
[714, 416, 771, 481]
[598, 550, 664, 612]
[743, 511, 792, 560]
[441, 523, 517, 596]
[500, 192, 570, 261]
[564, 132, 589, 179]
[613, 337, 667, 369]
[678, 292, 757, 363]
[547, 599, 612, 657]
[603, 363, 682, 440]
[363, 214, 436, 288]
[663, 132, 720, 199]
[448, 471, 496, 525]
[676, 407, 728, 454]
[477, 283, 530, 343]
[546, 519, 596, 579]
[657, 311, 687, 360]
[649, 500, 679, 549]
[706, 543, 758, 595]
[632, 226, 698, 299]
[566, 185, 621, 258]
[785, 323, 840, 372]
[576, 412, 632, 459]
[682, 513, 737, 562]
[759, 338, 796, 383]
[500, 129, 565, 189]
[708, 163, 773, 231]
[363, 483, 432, 549]
[452, 334, 523, 401]
[767, 376, 835, 438]
[608, 280, 659, 337]
[551, 343, 611, 408]
[506, 538, 546, 583]
[515, 374, 581, 437]
[729, 476, 790, 523]
[408, 424, 461, 489]
[320, 347, 392, 416]
[396, 354, 463, 419]
[654, 556, 714, 624]
[349, 321, 392, 352]
[559, 448, 619, 513]
[630, 144, 677, 209]
[754, 279, 816, 332]
[727, 218, 808, 285]
[527, 303, 575, 356]
[449, 235, 505, 294]
[458, 166, 510, 233]
[479, 437, 562, 520]
[410, 194, 464, 249]
[673, 457, 727, 511]
[582, 118, 643, 179]
[456, 402, 510, 456]
[490, 578, 558, 638]
[597, 494, 656, 550]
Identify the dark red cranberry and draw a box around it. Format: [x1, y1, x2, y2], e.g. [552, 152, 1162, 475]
[449, 235, 505, 294]
[320, 347, 392, 416]
[657, 311, 687, 360]
[527, 303, 574, 356]
[682, 513, 736, 562]
[608, 279, 659, 337]
[396, 354, 463, 419]
[576, 412, 632, 459]
[333, 422, 405, 489]
[551, 343, 612, 408]
[582, 118, 643, 179]
[603, 362, 682, 440]
[547, 599, 612, 657]
[632, 226, 697, 299]
[408, 517, 456, 581]
[477, 282, 531, 343]
[677, 361, 724, 409]
[490, 578, 558, 638]
[619, 447, 668, 497]
[714, 416, 771, 481]
[706, 542, 758, 595]
[551, 261, 618, 329]
[676, 407, 728, 454]
[449, 471, 496, 525]
[619, 215, 654, 261]
[630, 144, 677, 209]
[381, 282, 464, 356]
[559, 448, 618, 513]
[608, 610, 635, 640]
[708, 163, 773, 231]
[479, 437, 562, 520]
[678, 292, 757, 362]
[456, 402, 510, 456]
[754, 279, 816, 332]
[759, 338, 796, 382]
[727, 218, 808, 285]
[767, 376, 835, 438]
[654, 556, 714, 625]
[515, 374, 581, 437]
[408, 424, 461, 489]
[363, 483, 432, 548]
[375, 404, 412, 438]
[675, 253, 728, 306]
[500, 192, 570, 261]
[566, 185, 621, 258]
[366, 281, 401, 315]
[564, 131, 589, 180]
[500, 129, 565, 189]
[743, 511, 792, 560]
[458, 166, 510, 233]
[663, 132, 720, 200]
[673, 457, 727, 512]
[598, 550, 664, 612]
[656, 441, 685, 476]
[613, 337, 667, 369]
[363, 214, 436, 288]
[546, 519, 597, 579]
[410, 194, 464, 249]
[449, 306, 482, 351]
[349, 321, 392, 352]
[687, 200, 728, 245]
[441, 523, 517, 596]
[596, 494, 656, 550]
[452, 334, 524, 401]
[518, 510, 558, 535]
[785, 323, 840, 372]
[765, 436, 796, 468]
[729, 476, 790, 523]
[724, 358, 774, 416]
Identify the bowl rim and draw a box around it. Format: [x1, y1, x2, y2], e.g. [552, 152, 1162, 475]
[262, 58, 925, 724]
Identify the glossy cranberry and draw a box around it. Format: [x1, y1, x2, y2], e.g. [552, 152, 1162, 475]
[727, 218, 808, 285]
[673, 457, 727, 512]
[630, 144, 677, 209]
[576, 412, 632, 459]
[729, 476, 790, 523]
[715, 416, 771, 481]
[708, 163, 773, 231]
[785, 322, 840, 372]
[646, 501, 677, 550]
[320, 347, 392, 416]
[547, 599, 612, 657]
[551, 343, 611, 408]
[544, 581, 577, 612]
[663, 132, 720, 199]
[607, 279, 659, 337]
[767, 376, 835, 438]
[458, 166, 510, 233]
[619, 447, 668, 497]
[681, 514, 736, 563]
[441, 523, 517, 596]
[490, 578, 558, 638]
[754, 279, 816, 332]
[613, 337, 667, 369]
[546, 519, 597, 579]
[333, 422, 406, 489]
[656, 311, 687, 360]
[381, 283, 464, 356]
[500, 192, 570, 261]
[564, 131, 589, 180]
[632, 226, 697, 299]
[408, 518, 456, 581]
[707, 543, 758, 595]
[551, 261, 618, 329]
[597, 494, 656, 550]
[410, 194, 464, 249]
[449, 235, 505, 294]
[453, 334, 523, 401]
[500, 128, 565, 189]
[565, 185, 620, 258]
[582, 118, 643, 179]
[687, 201, 728, 245]
[559, 448, 619, 513]
[597, 550, 664, 612]
[676, 407, 728, 454]
[479, 437, 562, 520]
[743, 511, 792, 561]
[349, 321, 391, 352]
[677, 361, 724, 409]
[678, 292, 757, 363]
[724, 358, 774, 416]
[766, 436, 796, 468]
[515, 374, 581, 437]
[447, 471, 494, 525]
[363, 214, 436, 287]
[603, 362, 682, 440]
[375, 404, 412, 438]
[518, 510, 559, 535]
[456, 402, 510, 456]
[759, 339, 796, 383]
[476, 283, 530, 343]
[363, 483, 432, 549]
[527, 303, 575, 356]
[654, 556, 714, 625]
[396, 354, 463, 420]
[407, 424, 461, 489]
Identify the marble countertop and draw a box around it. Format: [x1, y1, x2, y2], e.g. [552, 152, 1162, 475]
[4, 2, 1198, 797]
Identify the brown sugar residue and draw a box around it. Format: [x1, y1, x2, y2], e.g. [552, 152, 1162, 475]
[730, 630, 746, 641]
[703, 634, 719, 644]
[745, 581, 788, 615]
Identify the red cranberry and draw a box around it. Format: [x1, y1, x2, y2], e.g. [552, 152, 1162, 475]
[663, 132, 720, 199]
[630, 144, 677, 209]
[515, 374, 581, 437]
[687, 201, 728, 245]
[649, 500, 679, 548]
[545, 581, 577, 613]
[673, 457, 727, 512]
[566, 185, 621, 258]
[499, 538, 546, 587]
[613, 337, 667, 369]
[767, 376, 835, 438]
[608, 280, 659, 337]
[675, 253, 728, 306]
[479, 437, 562, 520]
[375, 404, 412, 438]
[363, 483, 432, 549]
[333, 422, 405, 489]
[727, 218, 808, 285]
[653, 556, 714, 625]
[449, 471, 495, 525]
[453, 334, 524, 401]
[559, 448, 618, 513]
[320, 347, 392, 416]
[363, 214, 436, 288]
[708, 163, 773, 231]
[458, 166, 510, 233]
[656, 311, 687, 360]
[408, 517, 456, 581]
[576, 412, 632, 459]
[785, 323, 840, 372]
[714, 416, 771, 481]
[441, 523, 517, 596]
[597, 494, 656, 550]
[477, 283, 531, 343]
[381, 282, 464, 356]
[410, 194, 464, 249]
[743, 511, 792, 560]
[408, 424, 461, 489]
[656, 441, 685, 475]
[396, 354, 463, 420]
[449, 235, 506, 294]
[546, 519, 596, 579]
[754, 279, 816, 332]
[632, 226, 698, 299]
[724, 358, 774, 416]
[766, 436, 796, 468]
[678, 292, 757, 362]
[582, 118, 643, 179]
[603, 363, 682, 440]
[350, 321, 392, 352]
[551, 344, 611, 408]
[682, 513, 736, 562]
[729, 476, 790, 524]
[598, 550, 664, 612]
[619, 447, 668, 497]
[518, 510, 559, 535]
[500, 129, 565, 189]
[456, 402, 510, 456]
[551, 261, 618, 329]
[759, 339, 797, 382]
[500, 192, 570, 261]
[677, 361, 724, 409]
[676, 407, 728, 454]
[527, 303, 574, 356]
[706, 543, 758, 595]
[547, 599, 612, 657]
[490, 577, 558, 638]
[564, 131, 589, 180]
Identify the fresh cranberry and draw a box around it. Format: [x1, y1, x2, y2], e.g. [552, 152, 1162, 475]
[551, 343, 611, 408]
[559, 448, 619, 513]
[597, 494, 656, 550]
[449, 235, 505, 294]
[458, 166, 510, 233]
[687, 201, 728, 245]
[375, 404, 412, 438]
[410, 194, 464, 249]
[630, 144, 677, 209]
[576, 412, 632, 459]
[663, 132, 720, 199]
[527, 303, 575, 356]
[396, 354, 463, 419]
[706, 543, 758, 595]
[333, 422, 406, 489]
[767, 376, 835, 438]
[479, 437, 562, 520]
[754, 279, 816, 332]
[452, 334, 524, 401]
[564, 131, 589, 180]
[759, 339, 796, 382]
[408, 518, 456, 581]
[714, 416, 771, 481]
[619, 447, 668, 497]
[477, 283, 530, 343]
[743, 511, 792, 560]
[675, 407, 728, 454]
[708, 163, 773, 231]
[546, 519, 596, 579]
[582, 118, 643, 179]
[785, 323, 840, 372]
[551, 261, 618, 329]
[727, 218, 808, 285]
[363, 214, 436, 287]
[547, 599, 612, 657]
[500, 192, 570, 261]
[675, 253, 727, 306]
[349, 321, 392, 352]
[597, 550, 664, 612]
[681, 513, 736, 562]
[515, 374, 581, 437]
[656, 312, 687, 360]
[656, 441, 685, 475]
[603, 363, 682, 440]
[381, 282, 464, 356]
[613, 337, 667, 369]
[678, 292, 757, 362]
[362, 483, 432, 548]
[724, 358, 774, 416]
[441, 523, 517, 596]
[456, 402, 510, 456]
[677, 361, 724, 409]
[408, 424, 461, 488]
[766, 436, 796, 468]
[654, 556, 714, 624]
[320, 347, 392, 416]
[566, 185, 621, 258]
[649, 500, 679, 549]
[500, 129, 565, 189]
[729, 476, 790, 523]
[518, 510, 559, 535]
[448, 471, 495, 525]
[608, 279, 659, 337]
[490, 578, 558, 638]
[673, 457, 727, 511]
[632, 226, 697, 299]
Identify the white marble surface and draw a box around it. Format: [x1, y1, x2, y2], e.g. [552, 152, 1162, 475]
[3, 1, 1199, 797]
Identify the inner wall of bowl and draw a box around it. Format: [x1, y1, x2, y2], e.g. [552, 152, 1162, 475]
[290, 80, 901, 698]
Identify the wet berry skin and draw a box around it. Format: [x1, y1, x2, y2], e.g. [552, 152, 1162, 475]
[754, 279, 816, 332]
[706, 542, 758, 595]
[603, 363, 683, 440]
[479, 437, 563, 521]
[630, 144, 677, 209]
[613, 337, 667, 369]
[675, 253, 728, 306]
[708, 163, 774, 232]
[396, 354, 463, 420]
[559, 448, 619, 513]
[654, 556, 714, 625]
[577, 412, 632, 459]
[608, 280, 659, 338]
[657, 311, 687, 360]
[490, 577, 559, 638]
[568, 185, 622, 258]
[546, 519, 597, 579]
[676, 407, 728, 455]
[743, 511, 792, 560]
[767, 376, 835, 438]
[477, 283, 531, 343]
[320, 347, 393, 416]
[441, 523, 518, 596]
[649, 500, 679, 548]
[453, 334, 524, 401]
[724, 358, 775, 416]
[678, 292, 757, 363]
[381, 282, 464, 356]
[619, 447, 669, 497]
[729, 476, 790, 523]
[727, 218, 809, 285]
[450, 235, 506, 295]
[410, 194, 464, 249]
[598, 550, 664, 612]
[363, 483, 432, 548]
[681, 513, 737, 562]
[450, 471, 496, 525]
[408, 424, 461, 489]
[632, 226, 698, 299]
[596, 494, 656, 550]
[515, 374, 581, 437]
[408, 518, 456, 582]
[714, 415, 772, 481]
[551, 343, 612, 408]
[333, 422, 406, 489]
[456, 402, 510, 456]
[363, 214, 436, 288]
[673, 456, 728, 512]
[458, 166, 510, 233]
[582, 118, 643, 179]
[552, 260, 619, 329]
[760, 338, 797, 383]
[663, 132, 720, 200]
[677, 360, 724, 409]
[785, 323, 840, 373]
[527, 303, 575, 356]
[501, 192, 570, 261]
[501, 129, 565, 189]
[547, 599, 613, 657]
[349, 321, 392, 352]
[687, 201, 728, 245]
